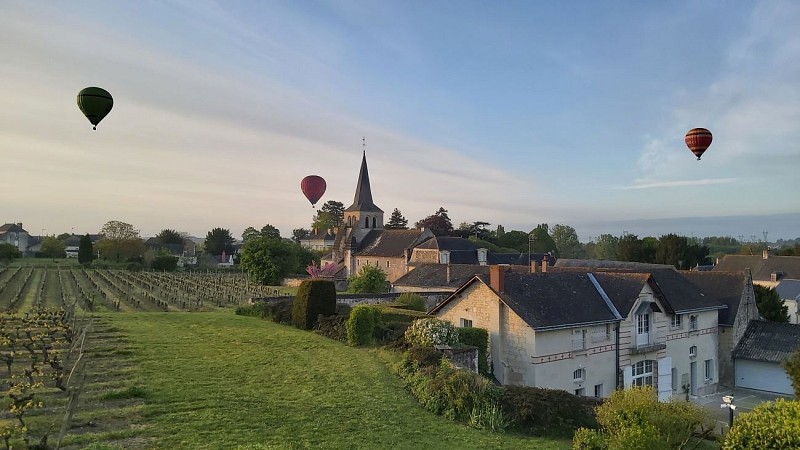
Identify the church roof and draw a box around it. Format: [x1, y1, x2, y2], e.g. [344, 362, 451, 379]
[345, 152, 383, 213]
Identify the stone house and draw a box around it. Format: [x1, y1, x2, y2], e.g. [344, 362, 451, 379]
[0, 223, 29, 253]
[300, 228, 336, 251]
[713, 251, 800, 288]
[432, 265, 727, 400]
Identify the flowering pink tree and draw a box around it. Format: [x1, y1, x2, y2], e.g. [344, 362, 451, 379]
[306, 262, 338, 278]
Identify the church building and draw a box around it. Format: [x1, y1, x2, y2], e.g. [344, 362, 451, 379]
[331, 152, 433, 282]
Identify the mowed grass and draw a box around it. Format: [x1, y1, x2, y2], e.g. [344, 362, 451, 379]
[104, 312, 569, 449]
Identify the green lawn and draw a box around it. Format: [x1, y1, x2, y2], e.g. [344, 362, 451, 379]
[69, 312, 569, 449]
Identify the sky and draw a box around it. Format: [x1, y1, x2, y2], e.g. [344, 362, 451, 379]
[2, 1, 799, 242]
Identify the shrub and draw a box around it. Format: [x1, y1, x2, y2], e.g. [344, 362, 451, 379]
[502, 385, 596, 436]
[292, 279, 336, 330]
[458, 327, 490, 376]
[396, 293, 427, 311]
[346, 304, 382, 346]
[378, 305, 426, 323]
[236, 299, 293, 324]
[407, 346, 443, 368]
[722, 398, 800, 450]
[784, 347, 800, 397]
[574, 385, 713, 449]
[314, 314, 348, 342]
[348, 265, 389, 293]
[151, 255, 178, 271]
[404, 317, 459, 348]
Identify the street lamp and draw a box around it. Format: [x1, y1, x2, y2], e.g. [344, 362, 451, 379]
[720, 395, 736, 429]
[528, 233, 537, 273]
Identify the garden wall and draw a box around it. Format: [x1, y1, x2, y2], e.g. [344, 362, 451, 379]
[250, 291, 451, 311]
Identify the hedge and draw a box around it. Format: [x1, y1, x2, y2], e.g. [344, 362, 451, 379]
[346, 304, 383, 346]
[235, 299, 293, 324]
[458, 327, 489, 376]
[500, 385, 597, 436]
[292, 279, 336, 330]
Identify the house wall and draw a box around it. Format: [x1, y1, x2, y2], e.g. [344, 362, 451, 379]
[718, 326, 735, 387]
[1, 231, 29, 253]
[354, 256, 408, 283]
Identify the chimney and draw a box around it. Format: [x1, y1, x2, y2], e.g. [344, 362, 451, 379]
[17, 223, 22, 229]
[489, 265, 508, 293]
[530, 257, 538, 274]
[762, 249, 769, 260]
[446, 264, 451, 284]
[477, 248, 488, 266]
[542, 255, 549, 273]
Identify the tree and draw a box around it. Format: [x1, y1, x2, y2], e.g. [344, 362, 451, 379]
[754, 285, 789, 322]
[593, 234, 619, 260]
[529, 224, 557, 254]
[292, 228, 311, 243]
[204, 227, 235, 256]
[0, 243, 21, 262]
[239, 237, 301, 285]
[616, 234, 643, 262]
[385, 208, 409, 229]
[156, 229, 183, 245]
[573, 386, 712, 449]
[151, 255, 178, 271]
[349, 265, 388, 293]
[56, 232, 72, 240]
[96, 220, 145, 261]
[39, 236, 66, 258]
[312, 200, 344, 230]
[78, 234, 94, 264]
[415, 207, 454, 236]
[260, 224, 281, 240]
[457, 221, 492, 240]
[496, 230, 530, 253]
[551, 224, 583, 258]
[242, 227, 260, 243]
[722, 399, 800, 450]
[784, 347, 800, 397]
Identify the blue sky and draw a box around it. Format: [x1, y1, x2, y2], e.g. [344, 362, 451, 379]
[2, 1, 799, 241]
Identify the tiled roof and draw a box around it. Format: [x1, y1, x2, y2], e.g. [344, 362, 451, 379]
[713, 254, 800, 282]
[497, 272, 620, 329]
[683, 271, 749, 326]
[776, 279, 800, 301]
[732, 320, 800, 363]
[555, 258, 674, 270]
[0, 223, 26, 234]
[357, 229, 426, 257]
[393, 264, 490, 289]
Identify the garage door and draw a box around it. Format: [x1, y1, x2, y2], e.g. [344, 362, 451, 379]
[735, 359, 793, 395]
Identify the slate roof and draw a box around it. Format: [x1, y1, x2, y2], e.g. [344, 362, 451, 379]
[555, 258, 674, 270]
[732, 320, 800, 364]
[345, 152, 383, 213]
[0, 223, 26, 234]
[648, 269, 726, 314]
[357, 229, 426, 257]
[683, 271, 749, 326]
[415, 236, 478, 251]
[591, 272, 651, 318]
[488, 253, 555, 265]
[308, 229, 336, 240]
[393, 264, 490, 289]
[496, 272, 620, 329]
[776, 279, 800, 301]
[713, 254, 800, 282]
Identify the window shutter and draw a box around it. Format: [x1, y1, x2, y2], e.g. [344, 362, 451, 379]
[623, 365, 633, 388]
[657, 357, 672, 401]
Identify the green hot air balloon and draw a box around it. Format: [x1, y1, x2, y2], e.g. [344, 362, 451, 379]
[77, 87, 113, 130]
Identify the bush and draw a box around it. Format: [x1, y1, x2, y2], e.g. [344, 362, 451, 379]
[784, 348, 800, 397]
[458, 327, 490, 376]
[292, 279, 336, 330]
[151, 255, 178, 271]
[235, 299, 293, 324]
[396, 293, 427, 311]
[378, 305, 426, 323]
[574, 385, 713, 449]
[502, 385, 597, 436]
[722, 399, 800, 450]
[348, 265, 389, 293]
[407, 346, 443, 368]
[314, 314, 348, 342]
[346, 304, 382, 346]
[404, 318, 459, 348]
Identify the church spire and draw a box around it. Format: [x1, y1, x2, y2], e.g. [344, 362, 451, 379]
[345, 145, 383, 213]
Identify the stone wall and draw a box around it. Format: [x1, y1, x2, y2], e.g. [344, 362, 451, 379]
[250, 291, 451, 311]
[439, 345, 479, 373]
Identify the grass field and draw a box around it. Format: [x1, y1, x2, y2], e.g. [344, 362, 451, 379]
[7, 311, 570, 449]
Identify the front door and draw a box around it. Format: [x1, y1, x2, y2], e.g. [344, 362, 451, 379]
[690, 361, 697, 396]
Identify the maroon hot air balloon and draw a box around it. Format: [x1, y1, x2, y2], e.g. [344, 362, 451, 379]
[301, 175, 326, 207]
[685, 128, 713, 160]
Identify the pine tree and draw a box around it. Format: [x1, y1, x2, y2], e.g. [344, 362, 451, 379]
[386, 208, 408, 229]
[754, 285, 789, 322]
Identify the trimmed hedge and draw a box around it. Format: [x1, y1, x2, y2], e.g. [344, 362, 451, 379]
[501, 385, 597, 435]
[292, 279, 336, 330]
[396, 293, 427, 312]
[346, 304, 383, 346]
[235, 299, 294, 324]
[458, 327, 489, 376]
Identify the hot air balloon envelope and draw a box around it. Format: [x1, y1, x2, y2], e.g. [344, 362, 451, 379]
[77, 87, 113, 130]
[301, 175, 326, 207]
[685, 128, 712, 160]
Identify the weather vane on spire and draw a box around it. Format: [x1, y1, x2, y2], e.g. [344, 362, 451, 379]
[362, 136, 366, 154]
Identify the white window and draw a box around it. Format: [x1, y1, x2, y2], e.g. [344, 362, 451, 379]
[689, 345, 697, 358]
[637, 313, 650, 334]
[689, 315, 698, 331]
[594, 384, 603, 398]
[704, 359, 714, 381]
[671, 314, 682, 329]
[460, 318, 473, 328]
[632, 360, 654, 386]
[573, 368, 585, 382]
[572, 329, 587, 350]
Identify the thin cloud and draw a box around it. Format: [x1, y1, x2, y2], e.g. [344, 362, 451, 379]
[618, 178, 738, 190]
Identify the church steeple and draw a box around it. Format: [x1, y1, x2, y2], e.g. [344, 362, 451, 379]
[344, 145, 384, 230]
[346, 151, 383, 213]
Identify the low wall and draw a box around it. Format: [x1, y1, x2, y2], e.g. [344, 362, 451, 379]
[438, 345, 479, 373]
[249, 291, 451, 311]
